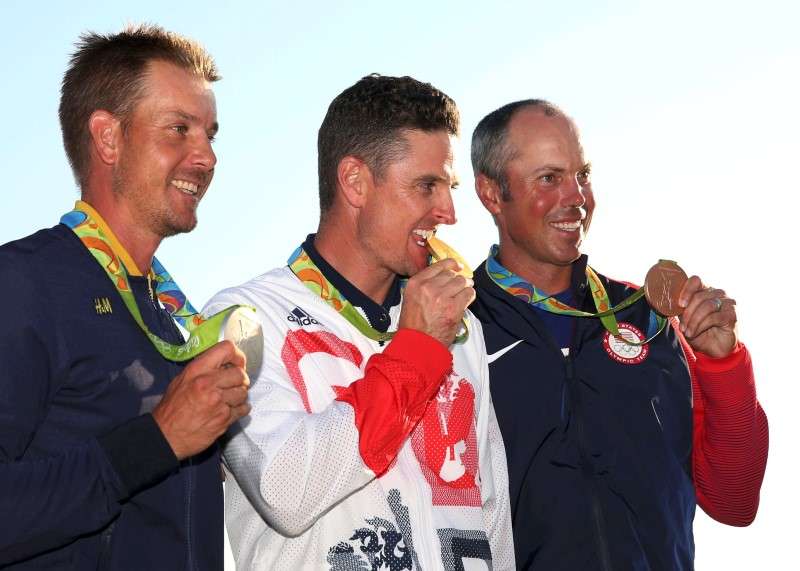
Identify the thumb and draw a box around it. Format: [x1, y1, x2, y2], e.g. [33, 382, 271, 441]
[187, 340, 245, 373]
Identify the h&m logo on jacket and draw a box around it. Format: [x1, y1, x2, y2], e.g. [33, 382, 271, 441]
[94, 297, 113, 315]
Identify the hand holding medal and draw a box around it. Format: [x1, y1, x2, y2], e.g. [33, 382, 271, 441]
[396, 235, 474, 347]
[426, 235, 473, 279]
[486, 246, 736, 351]
[645, 260, 738, 358]
[61, 203, 260, 459]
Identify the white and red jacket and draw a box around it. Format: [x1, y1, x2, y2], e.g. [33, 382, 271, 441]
[205, 266, 514, 570]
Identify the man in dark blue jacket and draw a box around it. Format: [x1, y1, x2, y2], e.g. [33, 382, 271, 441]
[0, 26, 250, 569]
[469, 100, 768, 570]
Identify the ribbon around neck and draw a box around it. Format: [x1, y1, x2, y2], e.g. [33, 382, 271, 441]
[486, 246, 665, 346]
[287, 246, 468, 344]
[61, 204, 251, 361]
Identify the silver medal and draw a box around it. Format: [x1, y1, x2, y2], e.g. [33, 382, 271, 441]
[222, 307, 264, 379]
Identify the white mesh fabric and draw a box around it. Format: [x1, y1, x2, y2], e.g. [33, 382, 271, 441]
[205, 268, 515, 570]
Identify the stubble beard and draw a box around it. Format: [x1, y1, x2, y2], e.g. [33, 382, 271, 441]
[112, 161, 197, 239]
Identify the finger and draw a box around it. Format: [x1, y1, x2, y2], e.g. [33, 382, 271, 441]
[207, 366, 250, 390]
[219, 385, 249, 407]
[424, 266, 472, 290]
[452, 285, 477, 310]
[685, 300, 737, 339]
[437, 274, 474, 298]
[423, 258, 462, 277]
[680, 286, 714, 333]
[189, 339, 246, 372]
[681, 287, 725, 322]
[228, 402, 252, 424]
[683, 291, 730, 337]
[678, 275, 705, 308]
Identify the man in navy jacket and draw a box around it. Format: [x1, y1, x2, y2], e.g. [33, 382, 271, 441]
[0, 26, 249, 568]
[469, 99, 768, 570]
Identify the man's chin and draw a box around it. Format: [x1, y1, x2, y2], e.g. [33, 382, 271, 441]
[406, 256, 431, 277]
[160, 217, 197, 238]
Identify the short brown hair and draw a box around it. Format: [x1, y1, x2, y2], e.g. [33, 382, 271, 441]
[317, 74, 460, 216]
[471, 99, 562, 200]
[59, 24, 220, 188]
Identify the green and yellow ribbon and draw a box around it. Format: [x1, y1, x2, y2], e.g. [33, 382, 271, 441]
[287, 245, 468, 344]
[486, 245, 665, 345]
[61, 201, 251, 361]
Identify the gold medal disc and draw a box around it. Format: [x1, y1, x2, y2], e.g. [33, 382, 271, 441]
[426, 236, 473, 279]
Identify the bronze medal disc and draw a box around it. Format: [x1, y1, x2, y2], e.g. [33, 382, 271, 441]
[222, 307, 264, 379]
[644, 260, 688, 317]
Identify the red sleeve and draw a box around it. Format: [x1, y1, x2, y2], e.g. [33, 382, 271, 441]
[333, 328, 452, 476]
[676, 328, 769, 526]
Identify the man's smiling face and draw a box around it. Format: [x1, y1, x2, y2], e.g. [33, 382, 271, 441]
[113, 59, 218, 238]
[495, 107, 593, 272]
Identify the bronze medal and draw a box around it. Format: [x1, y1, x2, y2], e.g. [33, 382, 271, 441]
[644, 260, 688, 317]
[222, 307, 264, 378]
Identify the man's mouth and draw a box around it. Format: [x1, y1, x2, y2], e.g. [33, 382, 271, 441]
[412, 228, 436, 247]
[549, 220, 582, 232]
[171, 179, 200, 196]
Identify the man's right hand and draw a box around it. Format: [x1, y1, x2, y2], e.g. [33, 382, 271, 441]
[398, 258, 475, 346]
[152, 340, 251, 460]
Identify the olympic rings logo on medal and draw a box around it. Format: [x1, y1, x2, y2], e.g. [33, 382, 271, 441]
[603, 322, 649, 365]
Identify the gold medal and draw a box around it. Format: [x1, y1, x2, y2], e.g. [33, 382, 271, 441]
[426, 235, 473, 279]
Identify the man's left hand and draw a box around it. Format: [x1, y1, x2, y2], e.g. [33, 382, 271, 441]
[678, 275, 738, 358]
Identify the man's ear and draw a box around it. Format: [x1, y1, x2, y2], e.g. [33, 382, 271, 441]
[475, 173, 504, 217]
[336, 156, 372, 209]
[87, 110, 122, 166]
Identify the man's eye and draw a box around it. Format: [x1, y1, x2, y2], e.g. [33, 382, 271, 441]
[172, 125, 188, 135]
[577, 170, 591, 185]
[207, 134, 217, 143]
[539, 174, 556, 185]
[420, 181, 436, 193]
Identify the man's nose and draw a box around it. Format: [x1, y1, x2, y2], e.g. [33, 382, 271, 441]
[191, 133, 217, 172]
[561, 173, 587, 208]
[433, 188, 457, 225]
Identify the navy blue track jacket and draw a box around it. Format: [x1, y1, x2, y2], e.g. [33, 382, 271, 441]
[471, 255, 696, 571]
[0, 224, 223, 569]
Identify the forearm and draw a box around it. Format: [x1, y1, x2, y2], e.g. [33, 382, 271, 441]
[223, 401, 373, 537]
[690, 343, 769, 525]
[333, 328, 452, 475]
[0, 414, 177, 563]
[223, 328, 452, 536]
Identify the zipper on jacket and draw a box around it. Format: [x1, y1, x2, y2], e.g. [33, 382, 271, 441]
[97, 520, 117, 570]
[565, 354, 613, 571]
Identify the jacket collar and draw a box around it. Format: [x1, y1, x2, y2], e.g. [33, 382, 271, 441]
[474, 250, 592, 351]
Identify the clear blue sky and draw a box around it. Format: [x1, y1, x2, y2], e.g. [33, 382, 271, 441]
[2, 1, 797, 567]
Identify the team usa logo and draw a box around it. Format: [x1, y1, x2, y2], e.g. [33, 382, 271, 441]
[603, 322, 649, 365]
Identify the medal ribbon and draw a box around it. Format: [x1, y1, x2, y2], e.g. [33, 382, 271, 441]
[486, 245, 665, 345]
[287, 245, 468, 344]
[61, 202, 248, 361]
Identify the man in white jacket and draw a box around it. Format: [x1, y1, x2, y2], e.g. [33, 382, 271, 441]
[205, 74, 514, 570]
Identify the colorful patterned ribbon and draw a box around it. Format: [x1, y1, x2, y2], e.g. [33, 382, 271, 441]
[486, 245, 665, 345]
[61, 202, 250, 361]
[287, 245, 468, 344]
